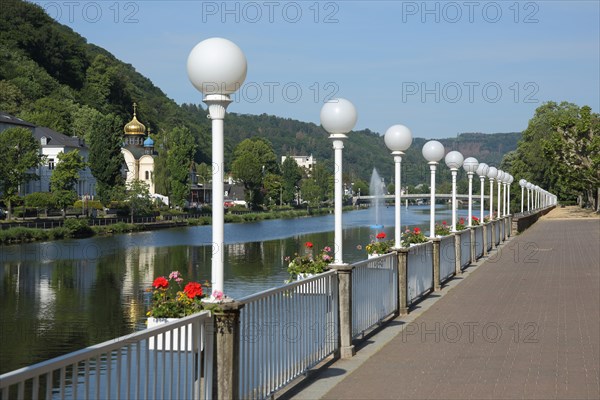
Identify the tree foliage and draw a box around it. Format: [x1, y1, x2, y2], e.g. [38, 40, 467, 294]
[50, 150, 85, 216]
[231, 138, 279, 208]
[87, 113, 125, 204]
[506, 101, 600, 209]
[0, 127, 44, 219]
[165, 126, 196, 207]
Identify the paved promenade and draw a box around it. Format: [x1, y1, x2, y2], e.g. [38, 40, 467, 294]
[290, 211, 600, 399]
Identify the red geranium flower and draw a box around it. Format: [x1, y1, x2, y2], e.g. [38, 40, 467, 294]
[473, 216, 479, 220]
[183, 282, 203, 299]
[442, 221, 447, 225]
[414, 227, 420, 233]
[305, 242, 313, 248]
[460, 217, 465, 224]
[152, 276, 169, 289]
[376, 232, 386, 239]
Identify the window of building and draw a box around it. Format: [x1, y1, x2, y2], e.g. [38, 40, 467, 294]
[145, 171, 149, 180]
[40, 136, 47, 146]
[48, 158, 54, 170]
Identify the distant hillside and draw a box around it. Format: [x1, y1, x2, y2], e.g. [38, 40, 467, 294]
[0, 0, 521, 187]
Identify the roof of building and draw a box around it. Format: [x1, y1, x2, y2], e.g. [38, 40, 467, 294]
[143, 137, 154, 147]
[0, 112, 35, 128]
[124, 103, 146, 135]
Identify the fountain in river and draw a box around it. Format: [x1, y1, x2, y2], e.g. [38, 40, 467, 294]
[369, 168, 385, 230]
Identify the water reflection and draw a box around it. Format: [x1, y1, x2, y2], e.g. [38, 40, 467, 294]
[0, 206, 467, 373]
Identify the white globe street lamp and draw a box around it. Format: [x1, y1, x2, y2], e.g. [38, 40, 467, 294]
[463, 157, 479, 227]
[526, 182, 533, 211]
[502, 173, 509, 216]
[487, 167, 498, 219]
[384, 125, 413, 249]
[496, 170, 504, 219]
[519, 179, 527, 213]
[507, 175, 514, 215]
[187, 37, 247, 299]
[422, 140, 445, 237]
[476, 163, 489, 221]
[445, 151, 464, 232]
[321, 98, 357, 264]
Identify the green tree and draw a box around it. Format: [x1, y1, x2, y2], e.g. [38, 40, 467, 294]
[88, 113, 125, 204]
[231, 138, 279, 208]
[165, 126, 197, 208]
[125, 180, 154, 223]
[50, 150, 85, 217]
[0, 127, 44, 220]
[281, 156, 303, 205]
[507, 101, 600, 209]
[300, 163, 333, 208]
[263, 173, 283, 206]
[24, 191, 55, 216]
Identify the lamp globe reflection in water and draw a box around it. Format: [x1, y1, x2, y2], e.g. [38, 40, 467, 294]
[422, 140, 445, 237]
[187, 37, 247, 299]
[384, 124, 413, 249]
[320, 98, 357, 264]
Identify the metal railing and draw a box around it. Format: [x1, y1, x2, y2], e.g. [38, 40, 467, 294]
[486, 223, 493, 251]
[352, 253, 398, 338]
[0, 312, 213, 400]
[439, 235, 455, 282]
[237, 271, 339, 400]
[460, 230, 471, 269]
[474, 226, 484, 259]
[406, 242, 434, 304]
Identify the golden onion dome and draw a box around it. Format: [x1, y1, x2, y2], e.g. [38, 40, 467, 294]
[124, 103, 146, 135]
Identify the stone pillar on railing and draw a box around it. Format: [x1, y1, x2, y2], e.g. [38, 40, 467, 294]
[454, 232, 461, 275]
[207, 300, 244, 400]
[470, 228, 476, 263]
[432, 238, 441, 291]
[397, 248, 409, 315]
[490, 220, 496, 250]
[482, 224, 488, 256]
[331, 264, 355, 359]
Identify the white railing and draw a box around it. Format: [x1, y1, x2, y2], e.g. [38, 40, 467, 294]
[439, 235, 455, 282]
[237, 271, 339, 400]
[352, 253, 398, 338]
[407, 242, 433, 304]
[0, 312, 213, 400]
[474, 226, 484, 258]
[460, 230, 471, 269]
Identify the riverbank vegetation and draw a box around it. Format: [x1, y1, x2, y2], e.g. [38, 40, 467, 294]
[0, 206, 351, 244]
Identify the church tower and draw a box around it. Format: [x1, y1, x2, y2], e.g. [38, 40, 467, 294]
[121, 103, 156, 194]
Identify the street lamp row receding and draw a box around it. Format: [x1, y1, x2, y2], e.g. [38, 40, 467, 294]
[444, 151, 464, 232]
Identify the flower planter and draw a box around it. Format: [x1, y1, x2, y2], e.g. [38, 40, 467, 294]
[367, 253, 381, 259]
[147, 317, 194, 351]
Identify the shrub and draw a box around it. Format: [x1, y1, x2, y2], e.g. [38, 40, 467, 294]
[63, 219, 94, 237]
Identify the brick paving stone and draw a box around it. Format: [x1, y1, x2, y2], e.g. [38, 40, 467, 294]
[320, 218, 600, 400]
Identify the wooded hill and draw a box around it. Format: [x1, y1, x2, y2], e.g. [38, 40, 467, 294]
[0, 0, 521, 187]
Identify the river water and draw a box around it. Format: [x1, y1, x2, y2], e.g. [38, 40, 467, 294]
[0, 205, 466, 373]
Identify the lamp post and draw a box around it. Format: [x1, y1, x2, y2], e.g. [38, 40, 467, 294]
[445, 151, 464, 232]
[502, 173, 508, 216]
[463, 157, 479, 227]
[422, 140, 445, 237]
[476, 163, 489, 221]
[187, 37, 247, 298]
[496, 170, 504, 219]
[384, 124, 413, 249]
[507, 175, 513, 215]
[535, 185, 540, 209]
[519, 179, 526, 213]
[320, 98, 357, 264]
[487, 167, 498, 219]
[526, 182, 532, 211]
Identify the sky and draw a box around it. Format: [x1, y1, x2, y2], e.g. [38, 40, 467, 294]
[33, 0, 600, 139]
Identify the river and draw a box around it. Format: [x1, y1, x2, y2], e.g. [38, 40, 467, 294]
[0, 205, 467, 374]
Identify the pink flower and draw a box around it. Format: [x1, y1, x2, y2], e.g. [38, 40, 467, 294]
[322, 254, 331, 261]
[323, 246, 332, 252]
[213, 290, 224, 301]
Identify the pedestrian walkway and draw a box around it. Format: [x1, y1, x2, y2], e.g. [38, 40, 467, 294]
[289, 214, 600, 399]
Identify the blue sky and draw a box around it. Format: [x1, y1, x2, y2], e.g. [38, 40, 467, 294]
[35, 0, 599, 139]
